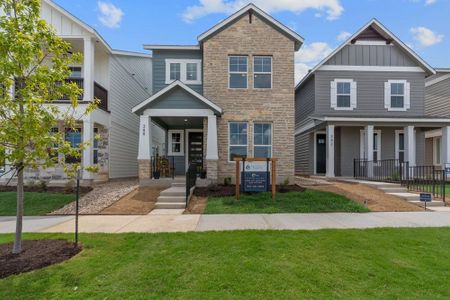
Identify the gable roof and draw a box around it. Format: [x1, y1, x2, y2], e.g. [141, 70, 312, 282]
[296, 19, 436, 90]
[197, 3, 304, 51]
[132, 81, 223, 115]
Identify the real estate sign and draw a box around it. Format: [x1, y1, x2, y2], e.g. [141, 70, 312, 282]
[234, 158, 277, 200]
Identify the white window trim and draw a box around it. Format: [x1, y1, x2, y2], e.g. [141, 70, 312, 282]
[253, 56, 272, 89]
[228, 122, 248, 163]
[360, 130, 382, 160]
[330, 79, 357, 111]
[165, 59, 202, 85]
[395, 130, 404, 161]
[433, 136, 442, 166]
[69, 65, 83, 78]
[385, 80, 410, 111]
[253, 122, 273, 158]
[228, 56, 248, 89]
[168, 129, 185, 156]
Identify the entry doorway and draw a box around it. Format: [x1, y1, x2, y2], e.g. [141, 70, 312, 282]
[316, 133, 326, 174]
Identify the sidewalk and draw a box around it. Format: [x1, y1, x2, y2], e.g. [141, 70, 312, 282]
[1, 212, 450, 233]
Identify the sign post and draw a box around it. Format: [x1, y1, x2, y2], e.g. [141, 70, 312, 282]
[75, 168, 80, 247]
[234, 157, 277, 200]
[420, 192, 432, 211]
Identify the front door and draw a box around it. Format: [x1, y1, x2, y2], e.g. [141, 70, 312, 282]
[316, 134, 326, 174]
[188, 132, 203, 172]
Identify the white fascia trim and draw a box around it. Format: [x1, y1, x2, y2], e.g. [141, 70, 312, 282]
[144, 109, 214, 117]
[316, 117, 450, 123]
[197, 4, 304, 49]
[425, 73, 450, 87]
[295, 120, 319, 136]
[425, 129, 442, 139]
[143, 45, 200, 50]
[296, 18, 435, 90]
[132, 81, 223, 114]
[319, 65, 425, 72]
[111, 49, 152, 58]
[165, 59, 202, 85]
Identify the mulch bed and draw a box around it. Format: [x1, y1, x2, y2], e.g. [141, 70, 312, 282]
[0, 240, 82, 279]
[0, 185, 92, 195]
[194, 185, 305, 197]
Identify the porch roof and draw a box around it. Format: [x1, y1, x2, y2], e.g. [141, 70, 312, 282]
[131, 81, 223, 115]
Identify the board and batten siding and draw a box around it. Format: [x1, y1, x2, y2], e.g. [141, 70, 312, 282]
[152, 50, 203, 94]
[295, 76, 315, 129]
[324, 44, 416, 67]
[315, 70, 425, 116]
[425, 75, 450, 117]
[109, 55, 153, 178]
[41, 1, 90, 36]
[149, 86, 211, 110]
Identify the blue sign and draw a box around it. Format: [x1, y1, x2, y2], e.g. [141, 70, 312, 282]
[420, 193, 432, 202]
[242, 171, 269, 192]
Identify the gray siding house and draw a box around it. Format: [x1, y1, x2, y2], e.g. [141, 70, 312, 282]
[295, 19, 450, 177]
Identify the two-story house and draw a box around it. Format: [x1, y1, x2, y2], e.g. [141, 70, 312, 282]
[295, 19, 450, 177]
[1, 0, 164, 186]
[133, 4, 303, 184]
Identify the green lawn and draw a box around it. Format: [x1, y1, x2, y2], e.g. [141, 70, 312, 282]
[204, 190, 369, 214]
[0, 192, 74, 216]
[1, 229, 450, 299]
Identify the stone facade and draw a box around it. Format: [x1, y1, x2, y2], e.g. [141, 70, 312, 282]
[138, 159, 151, 179]
[202, 12, 296, 184]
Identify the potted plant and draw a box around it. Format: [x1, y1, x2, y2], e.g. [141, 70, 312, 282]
[200, 168, 207, 179]
[153, 170, 160, 179]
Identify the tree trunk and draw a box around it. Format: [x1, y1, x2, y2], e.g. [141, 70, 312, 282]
[12, 166, 24, 254]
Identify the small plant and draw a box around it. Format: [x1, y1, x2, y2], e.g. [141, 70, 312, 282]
[200, 168, 207, 179]
[390, 172, 400, 181]
[208, 184, 221, 192]
[224, 177, 232, 186]
[282, 178, 290, 186]
[38, 180, 48, 192]
[64, 180, 75, 194]
[279, 177, 290, 193]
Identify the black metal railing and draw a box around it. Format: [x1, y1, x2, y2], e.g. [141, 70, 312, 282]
[60, 78, 84, 100]
[151, 155, 175, 179]
[94, 81, 108, 111]
[186, 163, 197, 207]
[403, 164, 446, 202]
[354, 159, 405, 183]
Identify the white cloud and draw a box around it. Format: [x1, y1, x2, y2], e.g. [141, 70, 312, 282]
[337, 31, 351, 42]
[182, 0, 344, 23]
[97, 1, 124, 28]
[425, 0, 437, 5]
[295, 42, 333, 83]
[410, 26, 444, 47]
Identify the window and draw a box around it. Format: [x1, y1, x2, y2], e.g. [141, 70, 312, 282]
[0, 148, 5, 173]
[69, 66, 82, 78]
[253, 56, 272, 89]
[253, 123, 272, 158]
[65, 128, 82, 163]
[168, 130, 184, 156]
[395, 130, 405, 163]
[93, 128, 99, 164]
[49, 127, 59, 160]
[229, 56, 248, 89]
[331, 79, 356, 110]
[360, 130, 381, 162]
[165, 59, 201, 84]
[229, 122, 247, 161]
[434, 137, 441, 165]
[385, 80, 410, 111]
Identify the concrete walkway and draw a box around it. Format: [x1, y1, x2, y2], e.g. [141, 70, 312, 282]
[1, 212, 450, 234]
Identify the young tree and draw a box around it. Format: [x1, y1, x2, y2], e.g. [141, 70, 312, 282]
[0, 0, 97, 254]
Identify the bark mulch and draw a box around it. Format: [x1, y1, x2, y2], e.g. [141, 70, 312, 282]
[0, 240, 81, 279]
[194, 185, 305, 198]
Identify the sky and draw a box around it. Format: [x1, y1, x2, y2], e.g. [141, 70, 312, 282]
[53, 0, 450, 82]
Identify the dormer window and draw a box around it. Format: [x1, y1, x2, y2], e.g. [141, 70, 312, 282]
[165, 59, 201, 85]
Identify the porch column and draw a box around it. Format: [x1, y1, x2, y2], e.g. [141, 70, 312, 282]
[326, 124, 335, 177]
[206, 115, 218, 182]
[404, 125, 416, 167]
[83, 37, 95, 102]
[138, 115, 152, 179]
[441, 126, 450, 168]
[82, 120, 94, 180]
[364, 125, 374, 177]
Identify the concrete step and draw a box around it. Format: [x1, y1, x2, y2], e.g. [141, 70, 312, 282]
[171, 182, 186, 188]
[387, 192, 420, 201]
[160, 187, 185, 197]
[157, 195, 186, 203]
[378, 186, 408, 193]
[155, 202, 186, 209]
[409, 201, 446, 207]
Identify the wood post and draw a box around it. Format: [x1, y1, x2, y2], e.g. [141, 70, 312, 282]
[234, 157, 277, 200]
[271, 159, 276, 201]
[235, 160, 240, 200]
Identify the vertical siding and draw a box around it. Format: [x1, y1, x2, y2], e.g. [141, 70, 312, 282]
[41, 1, 90, 36]
[339, 127, 361, 176]
[416, 129, 425, 166]
[295, 132, 313, 175]
[152, 50, 202, 94]
[325, 45, 415, 66]
[425, 75, 450, 117]
[109, 55, 153, 178]
[295, 76, 315, 129]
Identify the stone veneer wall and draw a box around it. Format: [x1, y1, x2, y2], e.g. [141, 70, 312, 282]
[202, 13, 296, 184]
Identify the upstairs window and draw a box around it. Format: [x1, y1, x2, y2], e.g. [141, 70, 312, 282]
[229, 56, 248, 89]
[165, 60, 201, 85]
[385, 80, 410, 111]
[253, 56, 272, 89]
[331, 79, 357, 110]
[69, 66, 82, 78]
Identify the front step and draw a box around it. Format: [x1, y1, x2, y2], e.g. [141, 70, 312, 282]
[155, 202, 186, 209]
[160, 187, 185, 197]
[387, 192, 420, 201]
[409, 201, 446, 207]
[378, 186, 408, 193]
[171, 182, 186, 188]
[156, 195, 186, 203]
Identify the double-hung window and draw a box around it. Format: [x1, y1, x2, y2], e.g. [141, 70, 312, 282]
[253, 123, 272, 158]
[69, 66, 82, 78]
[253, 56, 272, 89]
[169, 63, 181, 81]
[186, 63, 198, 81]
[93, 128, 99, 164]
[229, 122, 247, 161]
[168, 130, 184, 156]
[65, 128, 82, 164]
[385, 80, 410, 111]
[395, 130, 405, 163]
[165, 60, 201, 84]
[229, 56, 248, 89]
[331, 79, 356, 110]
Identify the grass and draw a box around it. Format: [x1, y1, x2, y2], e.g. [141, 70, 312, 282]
[1, 229, 450, 299]
[0, 192, 74, 216]
[204, 190, 369, 214]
